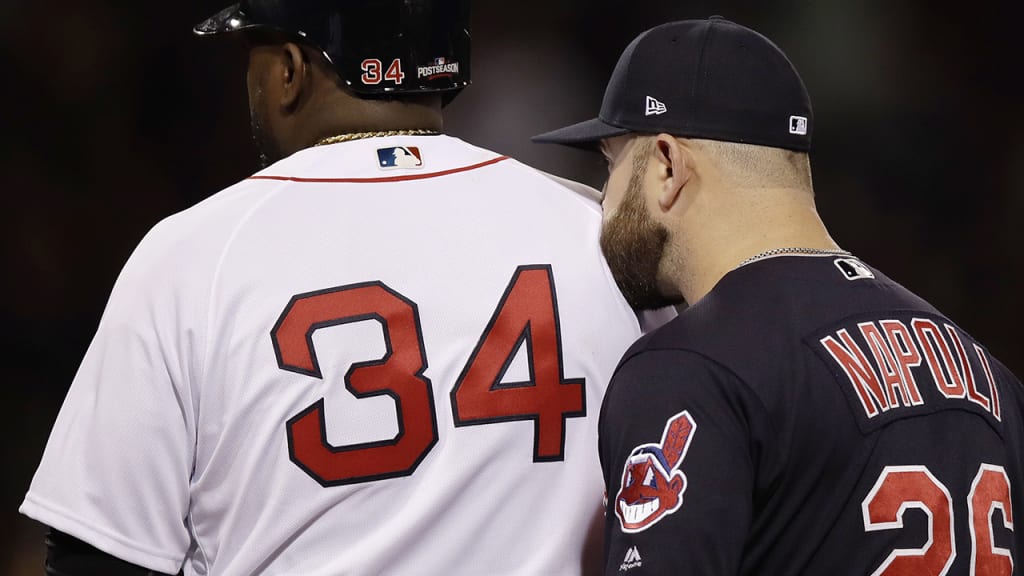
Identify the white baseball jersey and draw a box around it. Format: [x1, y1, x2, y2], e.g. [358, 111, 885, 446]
[21, 135, 656, 575]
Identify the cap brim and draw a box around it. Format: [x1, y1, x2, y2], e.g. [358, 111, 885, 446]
[193, 4, 255, 36]
[531, 117, 630, 149]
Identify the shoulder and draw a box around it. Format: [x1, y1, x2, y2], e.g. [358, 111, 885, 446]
[620, 255, 932, 364]
[110, 177, 273, 307]
[455, 140, 603, 215]
[533, 169, 603, 206]
[138, 178, 264, 253]
[509, 166, 603, 216]
[607, 347, 743, 404]
[608, 265, 815, 402]
[599, 347, 768, 475]
[603, 340, 768, 439]
[616, 303, 751, 370]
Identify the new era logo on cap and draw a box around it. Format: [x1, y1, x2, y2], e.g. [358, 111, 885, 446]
[645, 96, 667, 116]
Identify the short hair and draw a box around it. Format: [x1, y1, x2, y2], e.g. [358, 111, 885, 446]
[689, 138, 812, 191]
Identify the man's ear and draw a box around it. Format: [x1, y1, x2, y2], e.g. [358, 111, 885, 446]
[278, 42, 309, 111]
[652, 134, 694, 212]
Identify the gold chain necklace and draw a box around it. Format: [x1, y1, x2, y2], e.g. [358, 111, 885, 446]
[737, 247, 851, 268]
[314, 129, 441, 146]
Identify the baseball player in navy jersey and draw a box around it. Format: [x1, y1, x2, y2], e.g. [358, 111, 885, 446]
[535, 16, 1024, 576]
[19, 1, 672, 574]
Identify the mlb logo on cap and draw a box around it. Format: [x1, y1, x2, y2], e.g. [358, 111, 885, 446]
[789, 115, 808, 135]
[377, 146, 424, 170]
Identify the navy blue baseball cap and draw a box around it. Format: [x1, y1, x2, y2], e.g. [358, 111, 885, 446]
[533, 17, 813, 151]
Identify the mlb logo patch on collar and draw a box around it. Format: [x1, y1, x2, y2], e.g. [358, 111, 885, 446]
[377, 146, 424, 170]
[834, 257, 874, 281]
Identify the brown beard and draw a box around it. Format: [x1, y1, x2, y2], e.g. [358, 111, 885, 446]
[599, 157, 680, 311]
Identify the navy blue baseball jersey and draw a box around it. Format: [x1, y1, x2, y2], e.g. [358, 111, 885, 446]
[600, 254, 1023, 575]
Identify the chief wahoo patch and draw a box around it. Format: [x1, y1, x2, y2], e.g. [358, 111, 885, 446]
[615, 410, 696, 533]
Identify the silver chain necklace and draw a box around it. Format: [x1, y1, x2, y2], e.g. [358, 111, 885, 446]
[737, 247, 852, 268]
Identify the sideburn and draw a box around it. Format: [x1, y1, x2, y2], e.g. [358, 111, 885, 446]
[599, 152, 677, 311]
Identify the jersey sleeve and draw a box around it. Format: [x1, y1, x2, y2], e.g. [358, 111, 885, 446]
[599, 349, 769, 575]
[20, 218, 203, 575]
[45, 529, 179, 576]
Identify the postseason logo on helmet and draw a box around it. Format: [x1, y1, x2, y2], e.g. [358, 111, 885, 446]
[377, 146, 424, 170]
[417, 57, 460, 80]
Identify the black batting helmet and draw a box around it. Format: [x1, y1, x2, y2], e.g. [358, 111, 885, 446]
[194, 0, 470, 97]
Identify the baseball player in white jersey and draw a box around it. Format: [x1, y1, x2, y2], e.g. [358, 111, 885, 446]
[19, 1, 669, 575]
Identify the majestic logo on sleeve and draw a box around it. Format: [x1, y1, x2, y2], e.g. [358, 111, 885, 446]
[615, 410, 696, 533]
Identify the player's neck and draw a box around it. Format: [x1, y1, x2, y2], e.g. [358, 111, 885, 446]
[677, 191, 840, 304]
[306, 96, 443, 149]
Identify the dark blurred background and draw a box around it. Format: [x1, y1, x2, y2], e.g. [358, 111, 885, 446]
[2, 0, 1020, 571]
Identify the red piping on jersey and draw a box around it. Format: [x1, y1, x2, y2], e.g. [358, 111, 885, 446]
[248, 156, 510, 184]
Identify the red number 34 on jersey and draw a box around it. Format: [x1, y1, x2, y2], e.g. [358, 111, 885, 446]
[271, 265, 585, 486]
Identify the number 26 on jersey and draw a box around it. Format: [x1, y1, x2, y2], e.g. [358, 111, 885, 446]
[270, 265, 585, 486]
[864, 464, 1014, 575]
